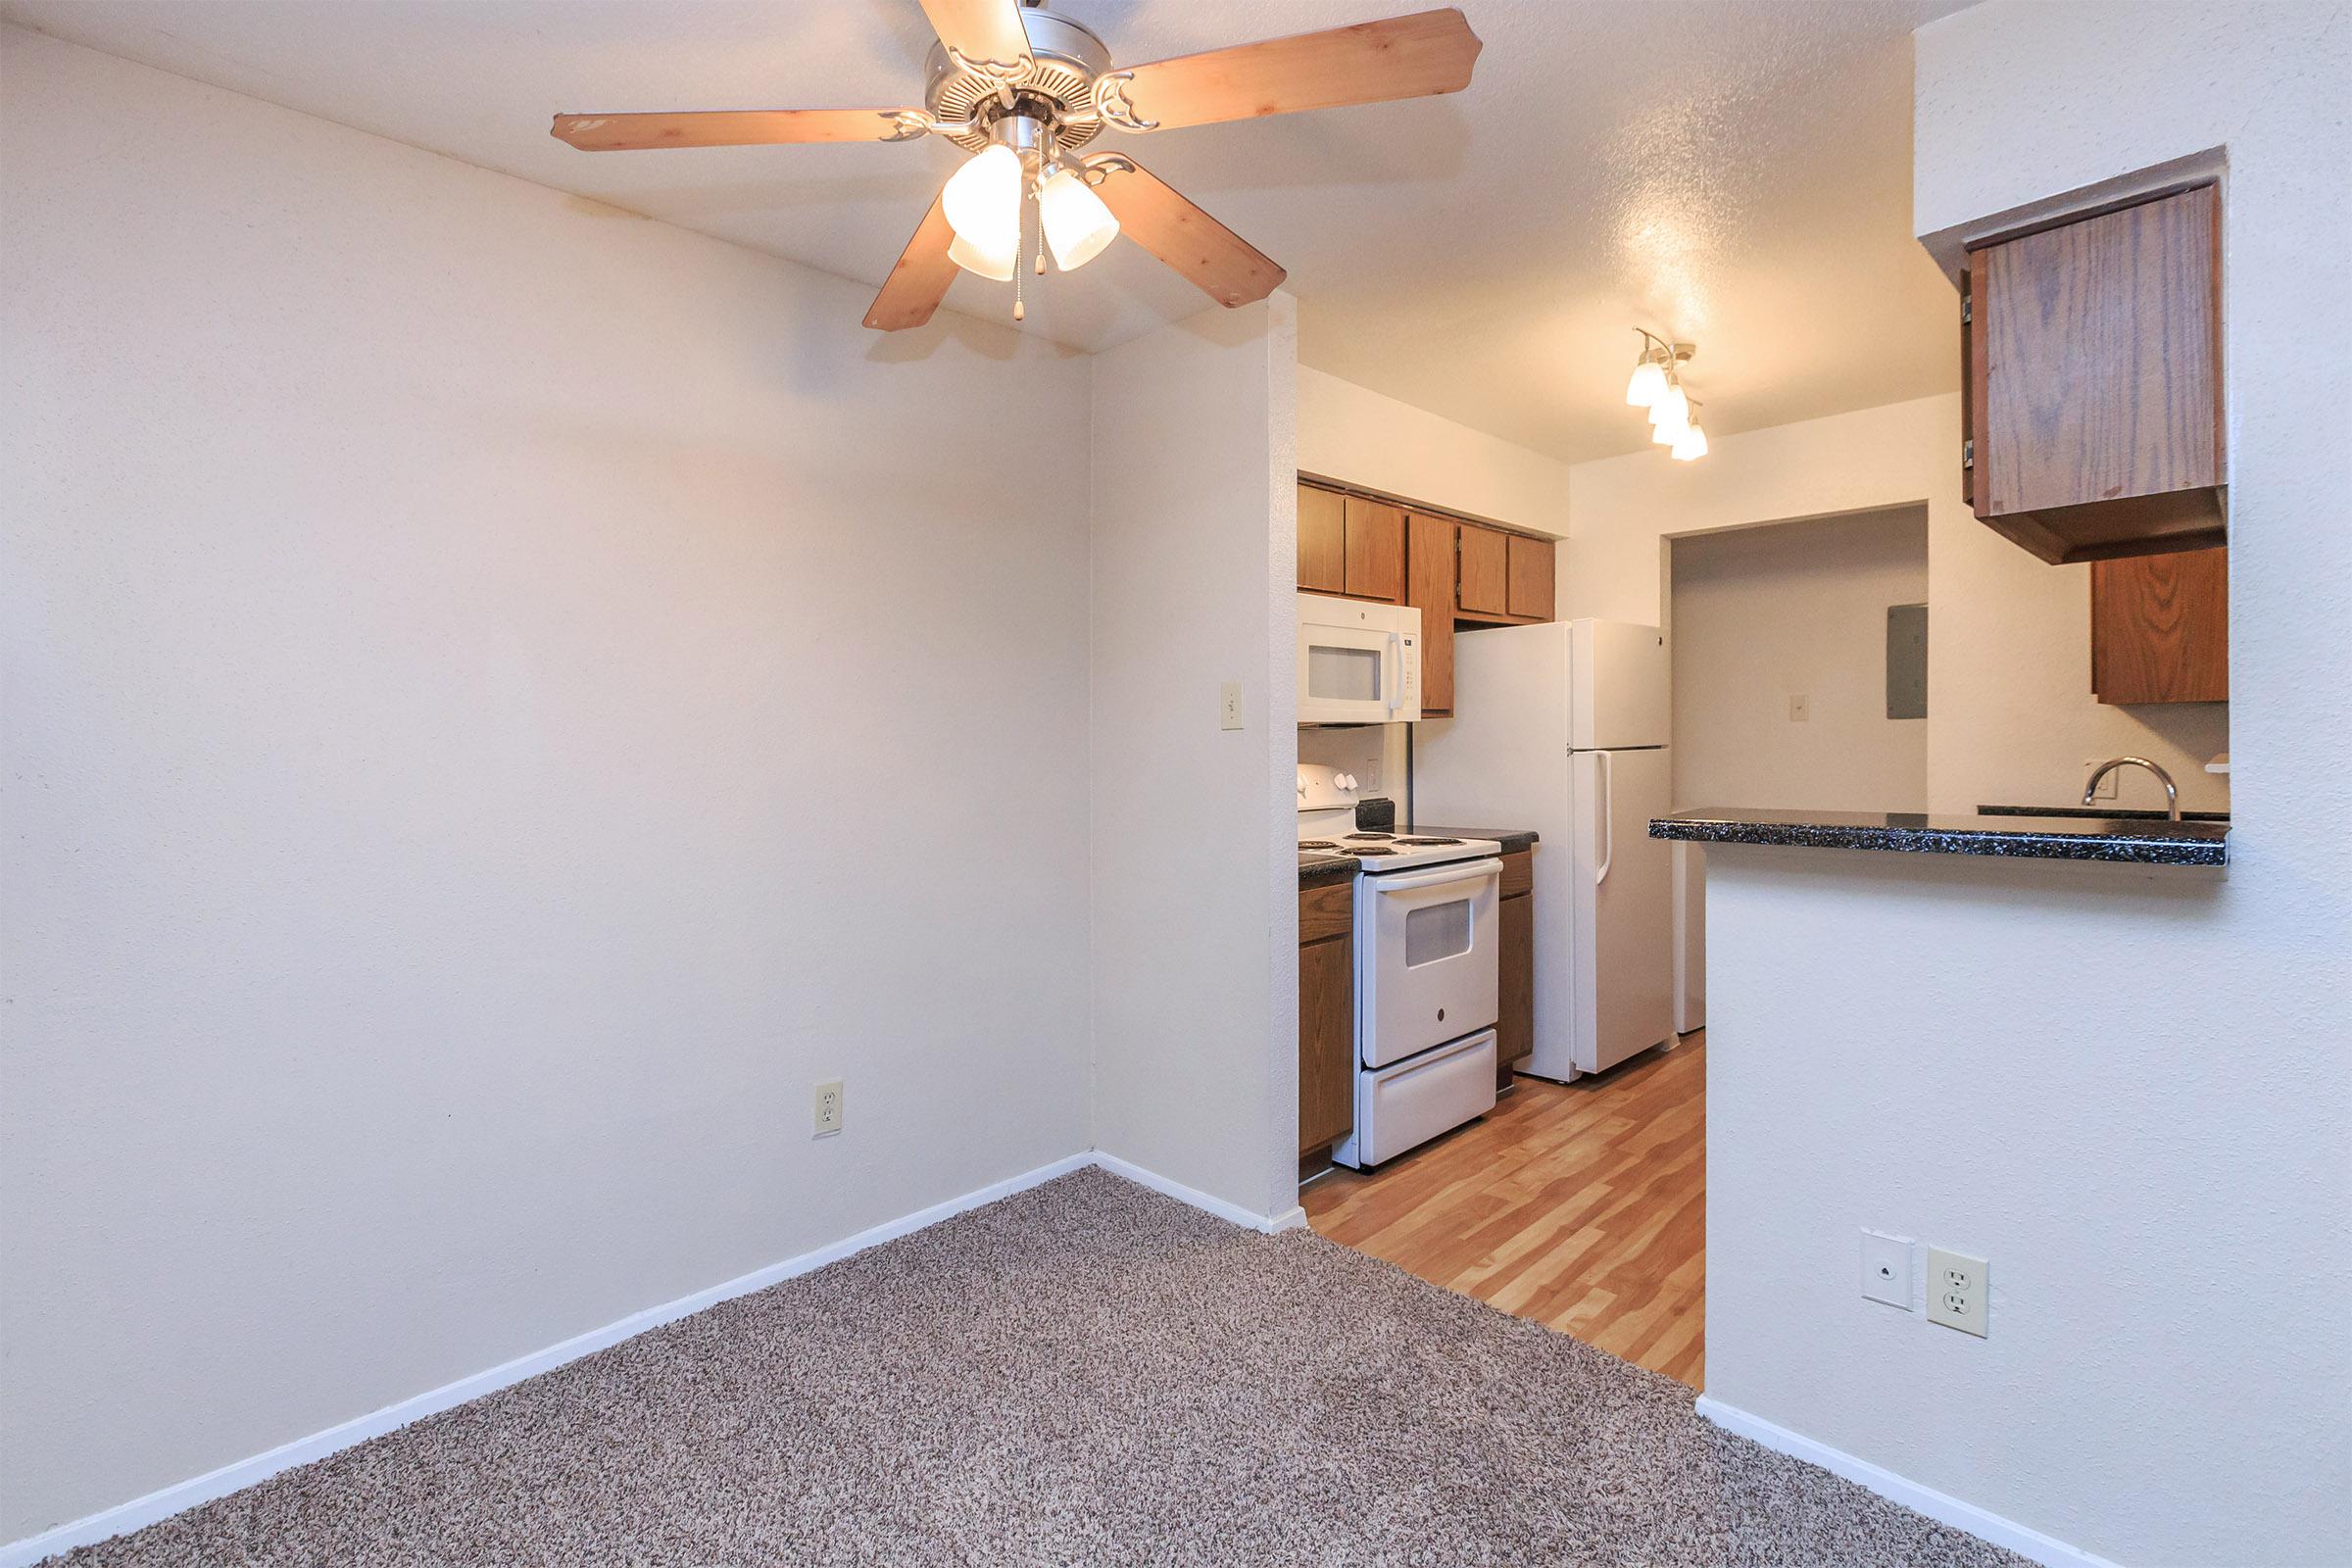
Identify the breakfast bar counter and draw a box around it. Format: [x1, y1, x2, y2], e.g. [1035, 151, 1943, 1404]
[1650, 808, 2228, 867]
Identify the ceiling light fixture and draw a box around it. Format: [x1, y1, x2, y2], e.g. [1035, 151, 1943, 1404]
[1625, 329, 1705, 461]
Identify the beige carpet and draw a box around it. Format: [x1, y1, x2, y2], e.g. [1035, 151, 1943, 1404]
[54, 1168, 2028, 1566]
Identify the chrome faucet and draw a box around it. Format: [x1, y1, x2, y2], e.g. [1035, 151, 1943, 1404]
[2083, 756, 2180, 820]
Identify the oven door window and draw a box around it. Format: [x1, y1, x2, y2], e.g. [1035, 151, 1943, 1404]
[1306, 642, 1385, 705]
[1404, 898, 1472, 967]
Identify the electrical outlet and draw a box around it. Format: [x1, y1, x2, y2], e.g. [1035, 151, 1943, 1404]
[812, 1079, 844, 1138]
[1219, 681, 1243, 731]
[1927, 1247, 1988, 1338]
[2084, 760, 2118, 801]
[1860, 1229, 1916, 1310]
[1788, 693, 1811, 722]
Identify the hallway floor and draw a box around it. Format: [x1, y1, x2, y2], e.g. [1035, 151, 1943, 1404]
[1304, 1031, 1706, 1387]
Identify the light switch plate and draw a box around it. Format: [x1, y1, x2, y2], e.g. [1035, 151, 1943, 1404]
[1928, 1246, 1988, 1337]
[1219, 681, 1243, 731]
[1788, 693, 1811, 722]
[1860, 1230, 1915, 1310]
[2084, 760, 2118, 800]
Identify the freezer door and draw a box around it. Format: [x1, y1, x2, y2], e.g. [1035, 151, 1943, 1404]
[1569, 620, 1670, 751]
[1569, 748, 1676, 1074]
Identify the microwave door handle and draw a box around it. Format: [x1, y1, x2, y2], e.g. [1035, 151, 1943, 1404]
[1593, 751, 1615, 885]
[1386, 631, 1404, 715]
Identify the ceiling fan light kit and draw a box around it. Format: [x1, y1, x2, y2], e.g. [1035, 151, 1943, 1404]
[1624, 329, 1708, 461]
[550, 2, 1482, 332]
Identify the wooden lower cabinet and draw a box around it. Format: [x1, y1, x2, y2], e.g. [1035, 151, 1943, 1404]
[1298, 881, 1354, 1154]
[1496, 850, 1534, 1089]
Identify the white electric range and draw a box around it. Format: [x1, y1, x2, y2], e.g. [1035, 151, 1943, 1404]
[1298, 765, 1502, 1168]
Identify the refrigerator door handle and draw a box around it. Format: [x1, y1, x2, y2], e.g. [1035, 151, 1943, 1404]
[1593, 750, 1615, 885]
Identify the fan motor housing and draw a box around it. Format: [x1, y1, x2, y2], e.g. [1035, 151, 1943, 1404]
[924, 8, 1112, 152]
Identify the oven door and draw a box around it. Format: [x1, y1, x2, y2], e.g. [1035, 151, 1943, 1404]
[1356, 858, 1501, 1068]
[1298, 618, 1420, 724]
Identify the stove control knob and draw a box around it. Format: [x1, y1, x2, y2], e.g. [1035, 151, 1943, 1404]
[1297, 775, 1307, 797]
[1340, 773, 1357, 791]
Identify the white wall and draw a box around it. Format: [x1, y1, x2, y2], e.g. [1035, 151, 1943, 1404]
[1669, 509, 1929, 814]
[1090, 300, 1300, 1226]
[0, 27, 1094, 1542]
[1297, 366, 1570, 537]
[1569, 394, 2230, 815]
[1702, 6, 2350, 1565]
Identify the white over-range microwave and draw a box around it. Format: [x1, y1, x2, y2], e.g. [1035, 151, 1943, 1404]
[1297, 592, 1422, 725]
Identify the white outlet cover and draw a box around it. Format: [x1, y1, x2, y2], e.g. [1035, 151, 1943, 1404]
[1927, 1246, 1989, 1338]
[1860, 1229, 1915, 1310]
[813, 1079, 844, 1138]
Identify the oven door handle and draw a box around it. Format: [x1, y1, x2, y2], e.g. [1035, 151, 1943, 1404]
[1365, 858, 1503, 897]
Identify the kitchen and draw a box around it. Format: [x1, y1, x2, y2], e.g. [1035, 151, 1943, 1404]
[1285, 174, 2234, 1393]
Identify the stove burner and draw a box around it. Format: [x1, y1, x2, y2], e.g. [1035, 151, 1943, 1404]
[1351, 846, 1399, 857]
[1394, 837, 1463, 847]
[1298, 841, 1342, 852]
[1344, 832, 1395, 842]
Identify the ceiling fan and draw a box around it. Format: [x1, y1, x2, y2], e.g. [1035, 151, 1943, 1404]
[551, 1, 1482, 331]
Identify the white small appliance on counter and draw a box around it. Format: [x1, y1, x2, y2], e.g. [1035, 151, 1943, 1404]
[1297, 593, 1422, 725]
[1298, 763, 1499, 1167]
[1415, 618, 1676, 1081]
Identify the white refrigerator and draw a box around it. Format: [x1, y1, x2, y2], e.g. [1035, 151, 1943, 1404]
[1413, 619, 1676, 1081]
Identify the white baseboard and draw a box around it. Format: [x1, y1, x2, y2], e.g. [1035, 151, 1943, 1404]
[1088, 1152, 1298, 1234]
[1694, 1396, 2122, 1568]
[1, 1151, 1097, 1568]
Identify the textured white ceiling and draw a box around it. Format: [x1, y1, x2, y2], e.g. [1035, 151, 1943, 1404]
[0, 0, 1966, 461]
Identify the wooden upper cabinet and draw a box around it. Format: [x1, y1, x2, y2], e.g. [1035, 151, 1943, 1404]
[1506, 534, 1555, 621]
[1343, 496, 1406, 603]
[1456, 523, 1508, 616]
[1404, 512, 1454, 715]
[1298, 483, 1347, 595]
[2091, 545, 2228, 704]
[1968, 183, 2225, 564]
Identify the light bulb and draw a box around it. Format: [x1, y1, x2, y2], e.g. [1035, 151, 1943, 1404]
[1624, 359, 1667, 408]
[942, 143, 1022, 256]
[1671, 422, 1708, 462]
[948, 230, 1015, 282]
[1037, 167, 1119, 271]
[1648, 382, 1690, 431]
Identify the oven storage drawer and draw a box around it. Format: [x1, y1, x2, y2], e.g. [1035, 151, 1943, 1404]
[1353, 1029, 1496, 1167]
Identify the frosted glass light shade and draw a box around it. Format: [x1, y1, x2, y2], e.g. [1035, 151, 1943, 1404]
[1670, 422, 1708, 462]
[943, 144, 1022, 255]
[1038, 169, 1119, 271]
[949, 230, 1015, 281]
[1624, 359, 1667, 408]
[1647, 383, 1690, 431]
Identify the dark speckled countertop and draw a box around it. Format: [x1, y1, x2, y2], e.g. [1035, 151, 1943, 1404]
[1650, 808, 2228, 867]
[1298, 854, 1357, 889]
[1407, 824, 1541, 856]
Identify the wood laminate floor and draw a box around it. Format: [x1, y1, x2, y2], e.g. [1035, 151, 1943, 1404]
[1303, 1032, 1706, 1388]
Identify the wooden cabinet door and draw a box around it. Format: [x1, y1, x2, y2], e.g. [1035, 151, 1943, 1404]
[2091, 546, 2228, 704]
[1506, 534, 1555, 621]
[1298, 929, 1354, 1154]
[1456, 523, 1508, 615]
[1497, 890, 1534, 1085]
[1298, 483, 1347, 595]
[1343, 496, 1406, 603]
[1971, 183, 2225, 563]
[1404, 512, 1455, 715]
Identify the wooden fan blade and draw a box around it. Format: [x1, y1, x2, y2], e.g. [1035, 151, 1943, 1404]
[1086, 158, 1285, 310]
[917, 0, 1033, 74]
[551, 109, 920, 151]
[863, 193, 960, 331]
[1110, 9, 1482, 131]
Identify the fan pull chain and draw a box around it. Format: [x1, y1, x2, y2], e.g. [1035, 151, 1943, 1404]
[1012, 184, 1029, 322]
